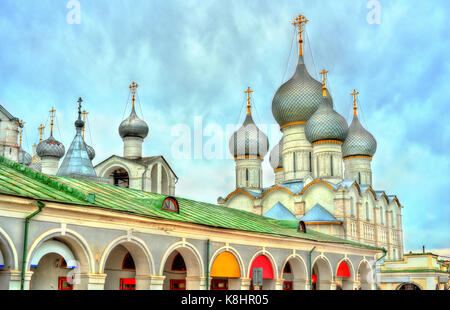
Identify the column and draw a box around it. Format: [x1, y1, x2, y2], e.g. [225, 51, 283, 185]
[274, 278, 284, 290]
[0, 269, 22, 290]
[186, 276, 207, 290]
[239, 277, 251, 290]
[78, 273, 107, 290]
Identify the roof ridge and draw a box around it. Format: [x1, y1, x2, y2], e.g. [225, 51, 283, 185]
[0, 156, 91, 204]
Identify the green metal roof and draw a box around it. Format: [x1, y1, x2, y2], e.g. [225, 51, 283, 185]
[0, 156, 381, 250]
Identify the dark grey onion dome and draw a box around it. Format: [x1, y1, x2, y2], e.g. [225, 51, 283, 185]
[342, 114, 377, 158]
[229, 113, 269, 158]
[86, 143, 95, 161]
[18, 147, 32, 166]
[272, 56, 325, 127]
[305, 96, 348, 143]
[269, 139, 283, 170]
[119, 106, 149, 139]
[36, 134, 65, 159]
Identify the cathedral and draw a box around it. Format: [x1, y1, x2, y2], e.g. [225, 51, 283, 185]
[218, 14, 404, 262]
[0, 14, 447, 291]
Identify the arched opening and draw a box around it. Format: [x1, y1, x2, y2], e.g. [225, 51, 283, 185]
[249, 254, 275, 290]
[161, 167, 169, 195]
[104, 166, 129, 188]
[282, 256, 307, 290]
[28, 239, 82, 290]
[396, 282, 421, 290]
[0, 230, 17, 289]
[335, 260, 354, 290]
[312, 256, 333, 290]
[210, 251, 241, 290]
[357, 260, 373, 290]
[103, 240, 152, 290]
[151, 165, 158, 193]
[162, 246, 202, 290]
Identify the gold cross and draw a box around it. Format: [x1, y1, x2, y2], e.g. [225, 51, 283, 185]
[244, 87, 253, 115]
[129, 81, 139, 108]
[49, 107, 56, 135]
[292, 14, 309, 56]
[320, 69, 329, 97]
[81, 110, 88, 137]
[38, 124, 45, 142]
[351, 89, 360, 116]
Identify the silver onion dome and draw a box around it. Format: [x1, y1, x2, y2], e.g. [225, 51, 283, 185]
[269, 139, 283, 170]
[342, 114, 377, 158]
[18, 147, 32, 166]
[305, 96, 348, 143]
[272, 56, 325, 127]
[229, 113, 269, 158]
[119, 106, 149, 139]
[86, 143, 95, 161]
[36, 134, 65, 159]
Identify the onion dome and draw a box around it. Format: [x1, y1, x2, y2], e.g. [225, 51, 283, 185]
[86, 143, 95, 161]
[269, 139, 283, 170]
[57, 98, 97, 179]
[36, 134, 65, 159]
[305, 96, 348, 143]
[342, 98, 377, 158]
[18, 147, 32, 166]
[272, 56, 325, 128]
[119, 106, 149, 139]
[229, 87, 269, 159]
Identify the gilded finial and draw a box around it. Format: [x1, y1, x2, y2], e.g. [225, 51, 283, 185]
[129, 81, 139, 108]
[319, 69, 329, 97]
[292, 14, 309, 56]
[351, 89, 360, 116]
[81, 110, 88, 137]
[49, 107, 56, 135]
[38, 124, 45, 142]
[244, 87, 254, 115]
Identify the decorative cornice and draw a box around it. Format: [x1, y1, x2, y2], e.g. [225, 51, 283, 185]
[234, 155, 263, 161]
[343, 155, 373, 160]
[312, 140, 343, 146]
[280, 121, 306, 130]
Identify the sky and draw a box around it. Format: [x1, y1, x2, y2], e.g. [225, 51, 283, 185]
[0, 0, 449, 254]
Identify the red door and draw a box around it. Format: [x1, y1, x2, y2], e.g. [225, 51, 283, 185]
[120, 278, 136, 290]
[58, 277, 73, 290]
[170, 279, 186, 290]
[211, 279, 228, 290]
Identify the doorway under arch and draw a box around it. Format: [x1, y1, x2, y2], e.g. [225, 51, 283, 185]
[281, 256, 307, 290]
[311, 256, 333, 290]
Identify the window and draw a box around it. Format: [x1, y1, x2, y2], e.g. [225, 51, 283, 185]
[211, 279, 228, 290]
[365, 203, 370, 221]
[122, 253, 136, 270]
[330, 156, 333, 176]
[380, 207, 385, 225]
[162, 197, 179, 213]
[283, 281, 293, 290]
[171, 253, 186, 271]
[309, 152, 312, 172]
[350, 198, 355, 217]
[351, 222, 357, 237]
[120, 278, 136, 290]
[358, 172, 361, 184]
[293, 152, 297, 172]
[246, 169, 249, 182]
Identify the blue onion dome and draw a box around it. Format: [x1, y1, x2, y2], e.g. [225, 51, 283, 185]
[342, 113, 377, 158]
[305, 95, 348, 143]
[18, 147, 32, 166]
[86, 143, 95, 160]
[272, 56, 325, 128]
[36, 134, 65, 159]
[229, 113, 269, 159]
[269, 139, 283, 170]
[119, 106, 149, 139]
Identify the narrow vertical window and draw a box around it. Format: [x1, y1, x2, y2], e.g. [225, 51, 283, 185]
[293, 152, 296, 172]
[330, 156, 333, 176]
[358, 172, 361, 184]
[246, 168, 249, 183]
[309, 152, 312, 173]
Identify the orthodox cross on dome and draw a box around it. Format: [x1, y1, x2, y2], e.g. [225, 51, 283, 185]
[38, 124, 45, 142]
[18, 120, 25, 147]
[49, 107, 56, 135]
[319, 69, 329, 97]
[244, 87, 254, 115]
[292, 14, 309, 56]
[351, 89, 360, 116]
[81, 110, 88, 137]
[129, 81, 139, 108]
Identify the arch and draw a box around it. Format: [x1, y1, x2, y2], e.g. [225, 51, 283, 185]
[396, 282, 422, 290]
[99, 235, 155, 275]
[0, 226, 19, 270]
[281, 254, 308, 290]
[357, 259, 373, 290]
[26, 228, 95, 274]
[29, 240, 77, 268]
[300, 180, 335, 195]
[311, 255, 334, 290]
[336, 257, 356, 282]
[247, 250, 278, 279]
[225, 189, 257, 202]
[159, 240, 204, 276]
[98, 162, 131, 180]
[100, 163, 131, 188]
